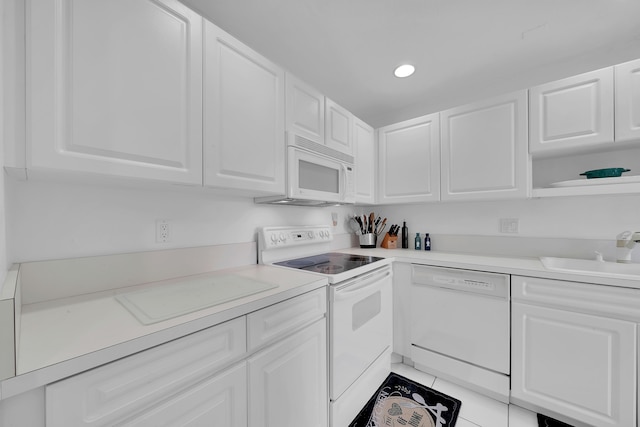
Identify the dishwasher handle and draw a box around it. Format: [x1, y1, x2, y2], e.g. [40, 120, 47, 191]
[412, 265, 509, 299]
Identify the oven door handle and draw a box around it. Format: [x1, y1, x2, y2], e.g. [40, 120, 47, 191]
[334, 269, 391, 301]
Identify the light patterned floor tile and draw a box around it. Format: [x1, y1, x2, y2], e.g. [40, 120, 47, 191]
[454, 417, 481, 427]
[390, 362, 436, 387]
[431, 377, 508, 427]
[508, 404, 539, 427]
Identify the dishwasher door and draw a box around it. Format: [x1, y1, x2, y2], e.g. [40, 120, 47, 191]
[410, 264, 510, 374]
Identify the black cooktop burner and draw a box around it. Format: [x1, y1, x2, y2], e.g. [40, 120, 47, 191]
[275, 252, 384, 275]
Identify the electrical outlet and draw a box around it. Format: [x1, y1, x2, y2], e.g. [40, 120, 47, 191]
[156, 219, 171, 243]
[499, 218, 519, 234]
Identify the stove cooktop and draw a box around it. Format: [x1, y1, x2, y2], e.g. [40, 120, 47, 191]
[274, 252, 385, 275]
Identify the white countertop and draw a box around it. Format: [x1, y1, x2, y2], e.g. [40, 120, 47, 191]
[338, 247, 640, 289]
[4, 244, 640, 400]
[2, 264, 326, 399]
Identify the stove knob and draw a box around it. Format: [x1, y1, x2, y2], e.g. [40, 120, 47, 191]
[308, 231, 314, 239]
[279, 232, 286, 242]
[270, 234, 277, 243]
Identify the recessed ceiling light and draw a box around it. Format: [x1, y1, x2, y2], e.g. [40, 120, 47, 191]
[394, 64, 415, 78]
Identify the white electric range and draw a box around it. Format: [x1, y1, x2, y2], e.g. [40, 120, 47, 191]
[258, 225, 393, 426]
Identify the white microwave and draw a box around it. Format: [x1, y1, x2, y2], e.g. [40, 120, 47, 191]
[255, 134, 355, 206]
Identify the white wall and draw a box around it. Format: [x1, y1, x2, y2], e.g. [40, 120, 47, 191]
[0, 0, 8, 285]
[374, 194, 640, 241]
[8, 175, 640, 264]
[5, 178, 353, 263]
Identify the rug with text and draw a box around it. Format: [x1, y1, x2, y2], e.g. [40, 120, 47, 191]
[349, 372, 461, 427]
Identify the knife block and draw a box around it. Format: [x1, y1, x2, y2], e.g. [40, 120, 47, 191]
[380, 233, 397, 249]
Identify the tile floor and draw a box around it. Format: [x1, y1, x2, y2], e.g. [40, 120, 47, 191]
[391, 363, 540, 427]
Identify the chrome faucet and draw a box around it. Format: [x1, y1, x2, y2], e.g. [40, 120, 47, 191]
[616, 231, 640, 263]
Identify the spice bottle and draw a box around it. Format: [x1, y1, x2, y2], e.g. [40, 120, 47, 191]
[401, 221, 408, 249]
[414, 233, 421, 250]
[424, 233, 431, 251]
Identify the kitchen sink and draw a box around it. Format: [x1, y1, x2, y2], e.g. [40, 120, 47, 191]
[540, 256, 640, 279]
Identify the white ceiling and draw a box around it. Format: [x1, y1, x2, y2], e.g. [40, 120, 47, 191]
[180, 0, 640, 127]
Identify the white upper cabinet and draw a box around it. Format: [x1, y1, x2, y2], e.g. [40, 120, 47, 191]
[354, 118, 376, 204]
[203, 21, 285, 195]
[378, 113, 440, 204]
[615, 58, 640, 143]
[27, 0, 203, 185]
[529, 68, 614, 156]
[325, 98, 354, 155]
[285, 73, 325, 144]
[441, 90, 529, 201]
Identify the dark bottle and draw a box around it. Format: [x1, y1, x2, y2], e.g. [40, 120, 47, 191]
[401, 221, 408, 249]
[424, 233, 431, 251]
[414, 233, 421, 250]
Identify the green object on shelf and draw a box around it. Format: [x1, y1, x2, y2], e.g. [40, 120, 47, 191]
[580, 168, 630, 179]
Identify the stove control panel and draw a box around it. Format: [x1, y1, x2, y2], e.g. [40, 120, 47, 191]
[260, 226, 333, 248]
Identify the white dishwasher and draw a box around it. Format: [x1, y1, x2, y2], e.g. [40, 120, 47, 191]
[410, 264, 510, 402]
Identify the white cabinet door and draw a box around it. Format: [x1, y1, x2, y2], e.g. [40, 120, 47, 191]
[28, 0, 203, 185]
[441, 90, 529, 201]
[615, 58, 640, 143]
[248, 318, 327, 427]
[392, 262, 412, 357]
[204, 21, 285, 195]
[378, 113, 440, 204]
[46, 317, 246, 426]
[325, 98, 353, 155]
[529, 67, 614, 155]
[125, 362, 247, 427]
[285, 73, 325, 144]
[354, 118, 376, 204]
[512, 302, 636, 427]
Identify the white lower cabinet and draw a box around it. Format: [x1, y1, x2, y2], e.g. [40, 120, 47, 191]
[124, 362, 247, 427]
[46, 317, 247, 427]
[248, 318, 327, 427]
[45, 288, 328, 427]
[511, 276, 638, 427]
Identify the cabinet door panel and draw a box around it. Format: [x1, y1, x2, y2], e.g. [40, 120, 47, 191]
[125, 362, 247, 427]
[28, 0, 203, 184]
[441, 90, 528, 201]
[512, 303, 636, 427]
[204, 21, 285, 194]
[247, 287, 326, 351]
[615, 58, 640, 143]
[46, 317, 246, 426]
[285, 74, 325, 144]
[248, 319, 327, 427]
[325, 98, 353, 155]
[354, 118, 375, 204]
[378, 113, 440, 204]
[529, 68, 614, 155]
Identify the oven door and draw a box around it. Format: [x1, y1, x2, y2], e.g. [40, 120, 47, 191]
[288, 146, 355, 204]
[330, 265, 392, 400]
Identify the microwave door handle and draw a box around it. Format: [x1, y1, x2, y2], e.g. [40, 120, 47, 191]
[340, 164, 348, 201]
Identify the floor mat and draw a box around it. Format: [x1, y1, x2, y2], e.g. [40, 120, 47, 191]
[537, 413, 574, 427]
[349, 372, 462, 427]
